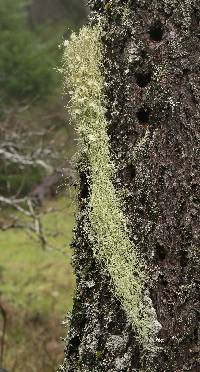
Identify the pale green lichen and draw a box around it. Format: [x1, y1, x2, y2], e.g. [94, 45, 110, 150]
[63, 25, 161, 352]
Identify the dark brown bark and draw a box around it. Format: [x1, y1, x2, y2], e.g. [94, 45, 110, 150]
[63, 1, 200, 371]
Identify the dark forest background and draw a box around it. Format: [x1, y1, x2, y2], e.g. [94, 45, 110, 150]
[0, 1, 88, 371]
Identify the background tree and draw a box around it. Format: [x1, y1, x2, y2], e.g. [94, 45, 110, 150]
[62, 0, 200, 371]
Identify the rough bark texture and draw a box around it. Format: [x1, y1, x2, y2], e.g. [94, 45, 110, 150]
[63, 1, 200, 371]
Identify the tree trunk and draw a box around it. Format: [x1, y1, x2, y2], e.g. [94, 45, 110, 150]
[62, 1, 200, 371]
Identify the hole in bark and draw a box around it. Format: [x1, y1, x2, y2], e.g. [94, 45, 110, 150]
[126, 164, 136, 179]
[69, 336, 81, 351]
[149, 21, 164, 41]
[135, 71, 152, 88]
[137, 108, 150, 124]
[156, 243, 167, 260]
[180, 250, 188, 268]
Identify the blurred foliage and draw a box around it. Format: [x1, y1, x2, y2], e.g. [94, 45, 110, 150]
[0, 0, 55, 101]
[28, 0, 88, 29]
[62, 0, 88, 26]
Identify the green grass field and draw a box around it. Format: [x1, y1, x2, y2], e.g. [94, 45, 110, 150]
[0, 196, 76, 371]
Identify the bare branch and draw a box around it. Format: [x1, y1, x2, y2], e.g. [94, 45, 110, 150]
[0, 148, 53, 173]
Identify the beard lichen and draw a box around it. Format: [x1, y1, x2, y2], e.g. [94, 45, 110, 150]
[62, 25, 161, 354]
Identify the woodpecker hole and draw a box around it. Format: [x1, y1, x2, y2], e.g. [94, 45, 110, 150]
[156, 243, 167, 260]
[149, 21, 164, 42]
[135, 71, 152, 88]
[137, 108, 150, 124]
[126, 164, 136, 179]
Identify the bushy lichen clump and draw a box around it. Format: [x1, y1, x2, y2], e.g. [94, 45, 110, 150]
[63, 25, 161, 352]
